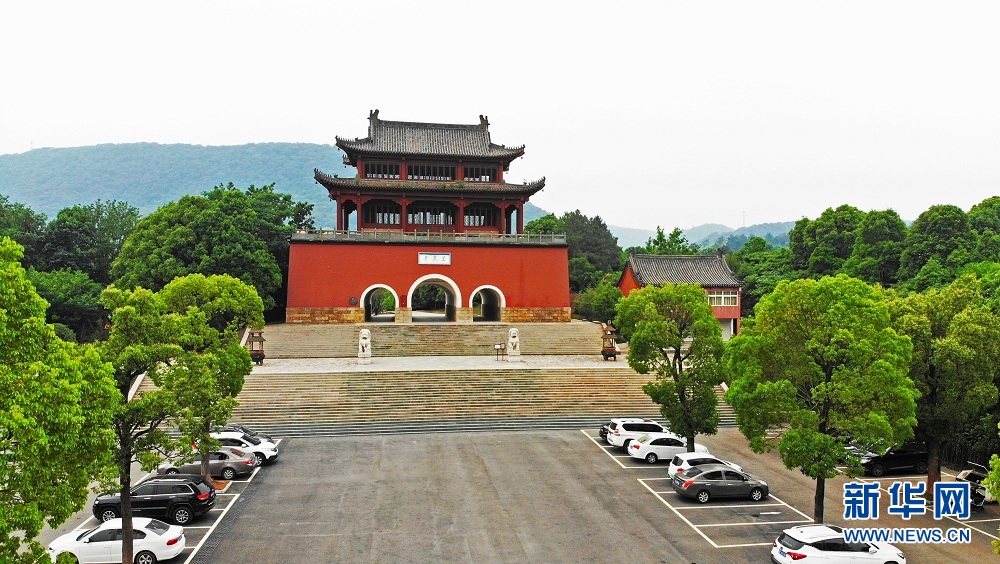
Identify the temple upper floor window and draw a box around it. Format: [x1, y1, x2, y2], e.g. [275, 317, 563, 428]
[408, 164, 456, 181]
[707, 290, 738, 306]
[464, 166, 497, 182]
[365, 162, 400, 179]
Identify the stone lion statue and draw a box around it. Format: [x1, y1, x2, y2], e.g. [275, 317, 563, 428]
[358, 328, 372, 364]
[507, 327, 521, 361]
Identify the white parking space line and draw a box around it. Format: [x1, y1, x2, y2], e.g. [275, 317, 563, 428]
[580, 430, 659, 470]
[638, 478, 722, 549]
[675, 502, 787, 510]
[698, 520, 812, 528]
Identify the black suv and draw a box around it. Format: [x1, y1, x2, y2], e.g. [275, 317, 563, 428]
[860, 442, 929, 477]
[93, 474, 216, 525]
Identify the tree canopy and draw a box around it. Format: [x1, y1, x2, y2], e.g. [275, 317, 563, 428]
[0, 237, 118, 563]
[890, 275, 1000, 490]
[111, 183, 312, 312]
[616, 283, 725, 450]
[724, 275, 918, 522]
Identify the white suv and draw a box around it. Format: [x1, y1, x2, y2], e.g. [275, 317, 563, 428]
[771, 524, 906, 563]
[606, 419, 667, 450]
[211, 431, 279, 465]
[667, 451, 742, 477]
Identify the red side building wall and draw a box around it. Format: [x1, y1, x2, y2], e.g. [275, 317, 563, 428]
[287, 242, 570, 316]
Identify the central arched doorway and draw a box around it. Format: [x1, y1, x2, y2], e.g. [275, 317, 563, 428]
[407, 274, 462, 322]
[470, 285, 505, 322]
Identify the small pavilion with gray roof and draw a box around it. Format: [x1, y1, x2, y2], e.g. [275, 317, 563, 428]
[617, 253, 743, 339]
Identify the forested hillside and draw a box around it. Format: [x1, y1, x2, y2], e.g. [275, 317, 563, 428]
[0, 143, 549, 229]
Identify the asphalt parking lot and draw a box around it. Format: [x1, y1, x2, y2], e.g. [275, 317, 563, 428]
[45, 430, 999, 562]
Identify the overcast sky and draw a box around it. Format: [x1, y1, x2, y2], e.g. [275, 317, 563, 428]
[2, 1, 998, 231]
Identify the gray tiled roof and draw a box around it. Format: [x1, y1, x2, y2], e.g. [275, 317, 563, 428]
[624, 254, 742, 287]
[314, 169, 545, 197]
[336, 110, 525, 161]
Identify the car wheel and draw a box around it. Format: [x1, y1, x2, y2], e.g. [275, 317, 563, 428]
[696, 490, 711, 504]
[222, 467, 236, 480]
[98, 507, 119, 522]
[165, 468, 179, 475]
[915, 461, 928, 474]
[254, 452, 266, 465]
[749, 487, 765, 501]
[135, 550, 158, 564]
[171, 505, 193, 525]
[58, 553, 79, 563]
[621, 439, 631, 452]
[645, 453, 658, 464]
[870, 463, 886, 477]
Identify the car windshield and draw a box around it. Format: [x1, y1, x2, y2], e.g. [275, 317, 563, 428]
[636, 435, 651, 444]
[76, 525, 100, 541]
[144, 519, 171, 535]
[244, 434, 261, 445]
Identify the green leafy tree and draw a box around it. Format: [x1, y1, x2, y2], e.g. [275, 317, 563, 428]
[890, 275, 1000, 490]
[724, 275, 918, 522]
[26, 268, 105, 342]
[97, 273, 263, 563]
[641, 226, 700, 255]
[616, 283, 725, 451]
[0, 194, 46, 266]
[898, 204, 974, 283]
[0, 238, 117, 563]
[568, 256, 603, 293]
[524, 213, 565, 235]
[572, 276, 622, 322]
[111, 184, 310, 311]
[843, 209, 907, 286]
[967, 196, 1000, 263]
[36, 200, 139, 284]
[728, 236, 796, 317]
[562, 210, 621, 274]
[788, 216, 816, 272]
[161, 275, 261, 482]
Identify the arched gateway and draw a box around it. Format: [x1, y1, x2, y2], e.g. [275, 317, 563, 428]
[285, 111, 571, 324]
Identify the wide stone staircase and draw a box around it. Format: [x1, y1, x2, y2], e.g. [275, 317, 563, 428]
[228, 365, 664, 437]
[139, 322, 739, 437]
[262, 321, 605, 358]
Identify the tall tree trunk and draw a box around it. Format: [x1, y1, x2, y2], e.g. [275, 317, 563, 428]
[118, 429, 134, 564]
[814, 476, 825, 523]
[926, 437, 942, 495]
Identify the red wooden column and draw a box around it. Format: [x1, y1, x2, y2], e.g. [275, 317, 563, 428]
[401, 197, 409, 232]
[457, 200, 466, 234]
[498, 203, 506, 234]
[517, 202, 524, 234]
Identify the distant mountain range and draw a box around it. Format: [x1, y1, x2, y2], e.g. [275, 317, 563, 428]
[0, 143, 791, 247]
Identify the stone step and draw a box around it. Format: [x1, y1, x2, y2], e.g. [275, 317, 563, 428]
[262, 321, 607, 358]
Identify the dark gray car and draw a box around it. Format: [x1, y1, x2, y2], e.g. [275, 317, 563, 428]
[158, 450, 256, 480]
[671, 463, 769, 503]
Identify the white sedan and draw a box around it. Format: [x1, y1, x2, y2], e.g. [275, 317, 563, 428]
[48, 517, 184, 564]
[627, 432, 708, 464]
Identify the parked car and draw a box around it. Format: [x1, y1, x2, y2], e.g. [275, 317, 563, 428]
[48, 517, 184, 564]
[211, 431, 279, 464]
[600, 418, 646, 443]
[606, 418, 669, 450]
[957, 461, 994, 503]
[671, 463, 769, 503]
[214, 422, 274, 443]
[628, 433, 709, 464]
[158, 450, 256, 480]
[858, 442, 928, 477]
[219, 446, 261, 469]
[770, 524, 906, 563]
[92, 474, 216, 525]
[667, 452, 742, 477]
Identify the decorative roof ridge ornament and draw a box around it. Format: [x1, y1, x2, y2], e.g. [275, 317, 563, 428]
[479, 115, 489, 129]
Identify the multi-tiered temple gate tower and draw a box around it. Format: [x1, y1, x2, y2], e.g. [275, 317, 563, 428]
[286, 110, 570, 324]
